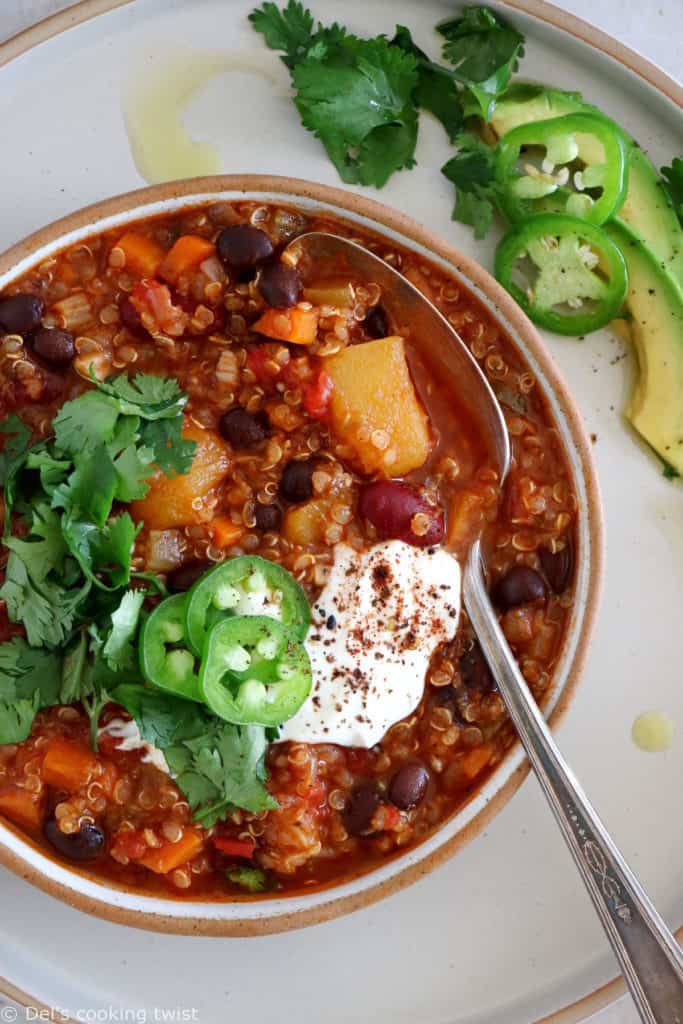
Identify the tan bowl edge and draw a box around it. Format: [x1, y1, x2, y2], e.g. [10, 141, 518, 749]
[0, 173, 604, 938]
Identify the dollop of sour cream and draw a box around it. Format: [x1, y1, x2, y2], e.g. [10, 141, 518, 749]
[279, 541, 461, 748]
[98, 718, 170, 775]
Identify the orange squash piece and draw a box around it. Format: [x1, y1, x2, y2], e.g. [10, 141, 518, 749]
[131, 422, 231, 530]
[210, 516, 244, 549]
[0, 785, 46, 833]
[42, 738, 98, 792]
[158, 235, 216, 285]
[115, 231, 166, 278]
[283, 500, 329, 547]
[140, 828, 204, 874]
[252, 306, 319, 345]
[324, 336, 432, 476]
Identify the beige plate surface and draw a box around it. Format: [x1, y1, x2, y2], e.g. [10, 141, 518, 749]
[0, 2, 681, 1023]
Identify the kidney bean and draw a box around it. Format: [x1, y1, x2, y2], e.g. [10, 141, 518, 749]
[31, 328, 75, 367]
[388, 763, 429, 810]
[279, 460, 314, 503]
[44, 817, 105, 862]
[119, 297, 146, 336]
[167, 560, 212, 593]
[217, 225, 274, 272]
[0, 293, 44, 335]
[342, 781, 381, 835]
[539, 542, 573, 593]
[358, 481, 444, 548]
[492, 565, 547, 609]
[258, 262, 301, 308]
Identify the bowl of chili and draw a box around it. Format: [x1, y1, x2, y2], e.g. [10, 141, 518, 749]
[0, 175, 602, 935]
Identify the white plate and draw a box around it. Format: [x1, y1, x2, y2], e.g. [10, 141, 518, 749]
[0, 2, 681, 1022]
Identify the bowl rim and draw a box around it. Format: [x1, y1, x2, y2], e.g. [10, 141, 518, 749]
[0, 173, 604, 935]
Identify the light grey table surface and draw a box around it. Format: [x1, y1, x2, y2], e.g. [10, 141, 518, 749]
[0, 3, 680, 1024]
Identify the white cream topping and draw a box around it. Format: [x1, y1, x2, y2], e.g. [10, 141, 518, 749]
[98, 717, 170, 775]
[279, 541, 461, 748]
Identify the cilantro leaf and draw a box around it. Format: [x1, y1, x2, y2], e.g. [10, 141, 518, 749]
[60, 631, 89, 704]
[661, 157, 683, 225]
[249, 0, 315, 69]
[139, 417, 197, 477]
[226, 867, 269, 892]
[442, 134, 502, 239]
[95, 373, 188, 420]
[438, 6, 524, 120]
[52, 443, 118, 528]
[102, 590, 145, 672]
[111, 684, 206, 749]
[0, 551, 89, 648]
[392, 25, 464, 143]
[4, 503, 67, 583]
[0, 637, 61, 706]
[92, 513, 140, 587]
[0, 415, 31, 487]
[52, 391, 120, 456]
[0, 694, 40, 744]
[112, 443, 155, 502]
[292, 35, 419, 186]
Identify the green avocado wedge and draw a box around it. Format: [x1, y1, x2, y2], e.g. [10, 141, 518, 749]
[605, 218, 683, 476]
[489, 85, 683, 289]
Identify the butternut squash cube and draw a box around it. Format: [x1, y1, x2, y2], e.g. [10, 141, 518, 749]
[131, 422, 231, 529]
[324, 336, 432, 476]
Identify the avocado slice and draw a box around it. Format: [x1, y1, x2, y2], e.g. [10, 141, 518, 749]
[605, 218, 683, 475]
[490, 85, 683, 288]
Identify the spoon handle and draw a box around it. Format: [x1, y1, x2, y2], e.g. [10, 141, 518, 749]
[464, 542, 683, 1024]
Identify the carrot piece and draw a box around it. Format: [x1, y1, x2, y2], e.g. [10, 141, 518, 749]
[140, 828, 204, 874]
[115, 231, 166, 278]
[252, 306, 319, 345]
[210, 516, 244, 549]
[461, 744, 493, 781]
[0, 785, 45, 833]
[159, 235, 216, 285]
[42, 738, 99, 792]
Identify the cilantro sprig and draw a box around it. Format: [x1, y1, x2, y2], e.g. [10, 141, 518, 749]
[113, 685, 277, 825]
[250, 1, 420, 187]
[441, 134, 504, 240]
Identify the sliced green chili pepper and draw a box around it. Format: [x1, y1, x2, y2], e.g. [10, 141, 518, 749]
[495, 112, 630, 225]
[185, 555, 310, 656]
[200, 616, 312, 727]
[495, 213, 628, 336]
[139, 593, 201, 702]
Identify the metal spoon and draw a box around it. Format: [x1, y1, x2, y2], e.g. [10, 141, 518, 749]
[286, 232, 683, 1023]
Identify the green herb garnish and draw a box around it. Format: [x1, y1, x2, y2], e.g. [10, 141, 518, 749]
[441, 134, 503, 239]
[661, 157, 683, 226]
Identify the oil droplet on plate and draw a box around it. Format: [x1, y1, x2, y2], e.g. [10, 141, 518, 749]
[631, 711, 674, 752]
[123, 50, 287, 184]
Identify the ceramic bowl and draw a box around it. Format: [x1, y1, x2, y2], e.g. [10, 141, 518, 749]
[0, 175, 603, 935]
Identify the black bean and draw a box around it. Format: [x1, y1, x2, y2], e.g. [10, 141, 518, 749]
[342, 781, 381, 835]
[363, 304, 389, 339]
[44, 817, 105, 862]
[0, 293, 44, 335]
[217, 225, 274, 272]
[258, 262, 301, 308]
[539, 542, 573, 593]
[31, 327, 75, 367]
[459, 643, 496, 694]
[388, 763, 429, 810]
[492, 565, 547, 610]
[254, 503, 282, 532]
[218, 408, 269, 449]
[279, 460, 314, 503]
[167, 560, 212, 593]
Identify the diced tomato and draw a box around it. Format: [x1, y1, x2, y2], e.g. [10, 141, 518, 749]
[303, 369, 333, 420]
[212, 836, 256, 859]
[382, 805, 401, 830]
[246, 346, 279, 385]
[111, 828, 148, 862]
[130, 279, 189, 337]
